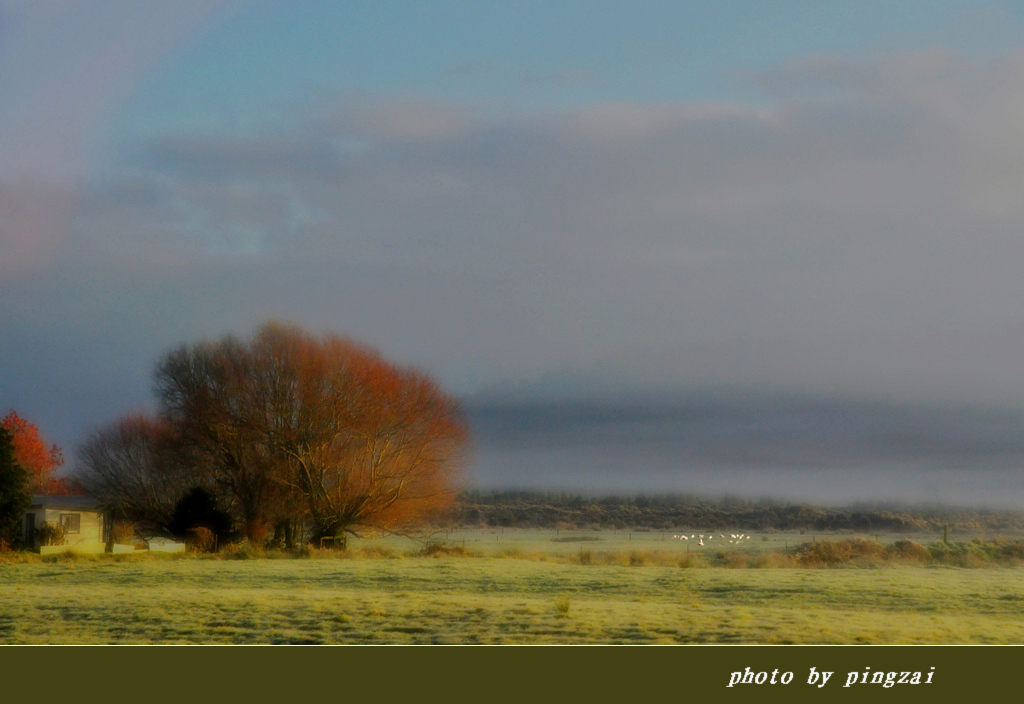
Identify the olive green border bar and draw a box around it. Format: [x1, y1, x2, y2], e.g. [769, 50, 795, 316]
[0, 645, 1018, 702]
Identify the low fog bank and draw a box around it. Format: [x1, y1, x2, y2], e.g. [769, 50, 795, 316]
[462, 393, 1024, 509]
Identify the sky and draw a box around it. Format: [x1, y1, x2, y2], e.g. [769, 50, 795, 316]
[5, 2, 1024, 501]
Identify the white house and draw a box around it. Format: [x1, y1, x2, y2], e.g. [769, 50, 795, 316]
[22, 495, 108, 553]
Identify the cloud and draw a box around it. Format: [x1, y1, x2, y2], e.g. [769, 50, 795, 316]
[519, 67, 596, 88]
[0, 0, 235, 282]
[570, 102, 771, 141]
[0, 0, 232, 180]
[0, 179, 82, 282]
[312, 95, 478, 142]
[11, 50, 1024, 455]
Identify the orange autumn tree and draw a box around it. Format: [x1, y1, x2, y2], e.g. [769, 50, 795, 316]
[1, 411, 70, 495]
[154, 322, 467, 543]
[255, 325, 467, 540]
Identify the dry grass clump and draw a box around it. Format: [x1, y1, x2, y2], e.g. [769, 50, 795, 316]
[619, 550, 679, 567]
[745, 551, 798, 568]
[678, 550, 799, 568]
[884, 539, 930, 564]
[795, 538, 885, 567]
[0, 551, 42, 564]
[593, 550, 657, 566]
[723, 551, 751, 568]
[186, 527, 217, 553]
[562, 549, 692, 567]
[418, 542, 480, 558]
[111, 521, 136, 545]
[219, 543, 266, 559]
[493, 546, 548, 560]
[675, 553, 707, 568]
[41, 551, 103, 563]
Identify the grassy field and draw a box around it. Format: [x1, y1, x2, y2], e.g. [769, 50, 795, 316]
[348, 526, 970, 555]
[3, 529, 1024, 644]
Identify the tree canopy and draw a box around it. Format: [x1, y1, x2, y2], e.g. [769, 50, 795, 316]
[2, 411, 67, 494]
[78, 321, 467, 543]
[76, 414, 198, 533]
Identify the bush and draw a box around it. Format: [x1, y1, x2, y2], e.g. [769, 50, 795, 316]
[220, 542, 262, 559]
[885, 539, 930, 563]
[796, 538, 884, 567]
[628, 551, 648, 566]
[36, 521, 67, 547]
[926, 539, 1024, 567]
[676, 553, 706, 568]
[986, 539, 1024, 562]
[724, 551, 751, 568]
[112, 521, 135, 545]
[186, 526, 216, 553]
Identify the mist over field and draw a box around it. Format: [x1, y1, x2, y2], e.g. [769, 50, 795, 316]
[464, 392, 1024, 507]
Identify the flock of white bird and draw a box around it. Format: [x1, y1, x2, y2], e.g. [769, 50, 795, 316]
[672, 533, 752, 547]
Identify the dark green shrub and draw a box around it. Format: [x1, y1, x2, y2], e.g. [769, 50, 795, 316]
[0, 428, 30, 549]
[170, 487, 233, 543]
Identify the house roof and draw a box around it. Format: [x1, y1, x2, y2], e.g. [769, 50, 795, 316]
[29, 495, 103, 511]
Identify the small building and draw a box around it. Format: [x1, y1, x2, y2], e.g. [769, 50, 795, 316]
[21, 495, 109, 553]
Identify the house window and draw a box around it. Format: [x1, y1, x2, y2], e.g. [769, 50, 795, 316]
[60, 513, 81, 534]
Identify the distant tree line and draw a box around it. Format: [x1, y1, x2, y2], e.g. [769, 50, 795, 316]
[450, 491, 1024, 533]
[76, 322, 467, 546]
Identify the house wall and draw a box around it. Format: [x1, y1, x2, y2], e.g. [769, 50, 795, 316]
[45, 509, 104, 547]
[23, 508, 106, 548]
